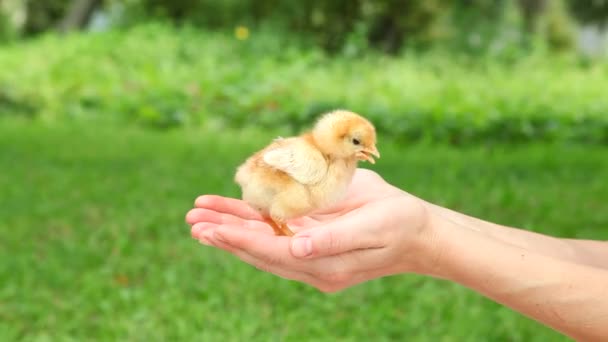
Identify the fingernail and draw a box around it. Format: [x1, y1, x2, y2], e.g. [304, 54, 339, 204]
[291, 237, 312, 257]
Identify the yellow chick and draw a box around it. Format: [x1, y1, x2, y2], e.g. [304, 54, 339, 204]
[234, 110, 380, 236]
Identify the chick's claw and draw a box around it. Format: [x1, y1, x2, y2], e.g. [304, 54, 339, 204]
[264, 218, 284, 236]
[264, 218, 295, 237]
[278, 222, 295, 237]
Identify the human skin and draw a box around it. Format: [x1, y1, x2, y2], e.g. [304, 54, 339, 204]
[186, 169, 608, 341]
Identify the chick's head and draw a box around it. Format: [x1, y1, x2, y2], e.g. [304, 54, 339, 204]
[312, 110, 380, 164]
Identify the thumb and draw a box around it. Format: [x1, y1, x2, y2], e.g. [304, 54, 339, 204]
[290, 212, 383, 258]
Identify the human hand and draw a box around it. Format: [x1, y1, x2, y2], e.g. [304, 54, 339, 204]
[186, 169, 435, 292]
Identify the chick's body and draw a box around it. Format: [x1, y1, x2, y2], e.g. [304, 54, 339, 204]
[235, 110, 379, 236]
[236, 136, 355, 220]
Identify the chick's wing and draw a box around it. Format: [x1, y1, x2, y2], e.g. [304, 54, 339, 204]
[262, 137, 327, 185]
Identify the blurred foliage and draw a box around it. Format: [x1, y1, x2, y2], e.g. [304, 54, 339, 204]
[2, 0, 605, 54]
[513, 0, 576, 53]
[540, 0, 575, 51]
[0, 12, 14, 42]
[119, 0, 447, 53]
[567, 0, 608, 26]
[22, 0, 68, 35]
[0, 87, 37, 118]
[1, 24, 606, 144]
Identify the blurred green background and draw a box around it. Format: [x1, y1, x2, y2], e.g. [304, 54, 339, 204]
[1, 1, 607, 340]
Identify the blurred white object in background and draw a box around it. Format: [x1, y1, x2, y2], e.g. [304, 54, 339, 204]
[578, 24, 608, 58]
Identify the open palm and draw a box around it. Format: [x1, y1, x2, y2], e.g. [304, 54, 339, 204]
[186, 168, 406, 238]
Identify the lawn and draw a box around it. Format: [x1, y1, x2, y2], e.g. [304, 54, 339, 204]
[1, 117, 606, 341]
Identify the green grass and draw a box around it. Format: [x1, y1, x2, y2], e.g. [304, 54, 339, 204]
[1, 117, 607, 341]
[1, 23, 607, 144]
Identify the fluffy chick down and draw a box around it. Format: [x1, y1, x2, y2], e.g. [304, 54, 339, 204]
[234, 110, 379, 235]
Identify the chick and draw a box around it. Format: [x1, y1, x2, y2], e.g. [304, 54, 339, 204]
[234, 110, 380, 236]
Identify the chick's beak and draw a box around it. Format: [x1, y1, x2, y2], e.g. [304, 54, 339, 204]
[357, 145, 381, 164]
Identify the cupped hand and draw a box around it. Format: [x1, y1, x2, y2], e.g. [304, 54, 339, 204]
[185, 169, 434, 292]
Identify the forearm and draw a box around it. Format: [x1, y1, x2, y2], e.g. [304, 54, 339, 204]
[425, 202, 608, 269]
[423, 215, 608, 341]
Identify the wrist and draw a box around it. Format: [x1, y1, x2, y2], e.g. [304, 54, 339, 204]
[403, 202, 462, 278]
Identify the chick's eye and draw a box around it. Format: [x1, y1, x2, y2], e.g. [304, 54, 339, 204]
[352, 138, 360, 145]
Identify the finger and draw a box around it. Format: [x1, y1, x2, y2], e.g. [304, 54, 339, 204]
[194, 195, 263, 220]
[291, 206, 386, 258]
[192, 222, 265, 243]
[186, 208, 268, 231]
[191, 222, 218, 245]
[191, 219, 273, 243]
[211, 225, 325, 274]
[213, 225, 296, 259]
[209, 225, 394, 288]
[211, 225, 380, 277]
[208, 236, 323, 286]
